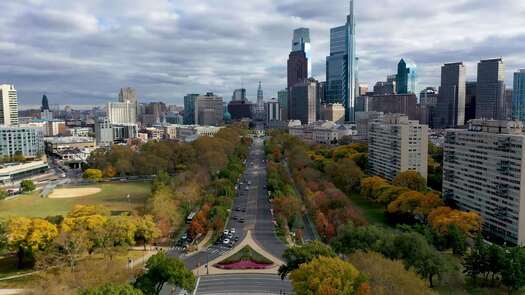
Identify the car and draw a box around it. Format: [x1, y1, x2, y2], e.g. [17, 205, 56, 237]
[230, 228, 236, 234]
[235, 207, 240, 211]
[223, 230, 229, 235]
[241, 208, 246, 213]
[239, 218, 245, 223]
[181, 234, 188, 240]
[223, 238, 231, 245]
[228, 233, 233, 239]
[234, 236, 240, 241]
[233, 216, 238, 220]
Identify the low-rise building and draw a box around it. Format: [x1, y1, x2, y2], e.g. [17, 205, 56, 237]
[289, 121, 357, 145]
[320, 103, 345, 124]
[368, 114, 428, 181]
[0, 160, 49, 184]
[443, 119, 525, 245]
[44, 136, 96, 154]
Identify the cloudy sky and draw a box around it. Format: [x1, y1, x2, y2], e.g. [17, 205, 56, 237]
[1, 0, 524, 108]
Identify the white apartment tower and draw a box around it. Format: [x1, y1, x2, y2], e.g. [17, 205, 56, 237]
[0, 85, 19, 126]
[107, 101, 137, 124]
[443, 119, 525, 245]
[368, 114, 428, 181]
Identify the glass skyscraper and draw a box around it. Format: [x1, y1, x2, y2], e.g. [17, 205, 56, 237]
[325, 0, 357, 122]
[396, 59, 417, 94]
[513, 69, 525, 121]
[292, 28, 311, 77]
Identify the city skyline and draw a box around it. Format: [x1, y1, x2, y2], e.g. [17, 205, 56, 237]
[0, 0, 524, 106]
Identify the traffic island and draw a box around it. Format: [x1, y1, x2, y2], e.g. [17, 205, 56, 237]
[215, 246, 274, 270]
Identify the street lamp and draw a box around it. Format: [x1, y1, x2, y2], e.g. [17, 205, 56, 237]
[126, 194, 131, 213]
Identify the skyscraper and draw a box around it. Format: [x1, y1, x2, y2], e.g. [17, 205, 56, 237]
[396, 59, 417, 94]
[292, 28, 311, 77]
[513, 70, 525, 121]
[184, 94, 199, 124]
[290, 78, 318, 125]
[435, 62, 466, 128]
[41, 95, 49, 111]
[0, 84, 19, 126]
[119, 87, 138, 104]
[325, 0, 357, 122]
[278, 90, 288, 121]
[465, 82, 477, 123]
[476, 58, 505, 120]
[232, 89, 247, 101]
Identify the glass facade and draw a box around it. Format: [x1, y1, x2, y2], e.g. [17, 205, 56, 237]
[325, 0, 356, 122]
[513, 70, 525, 121]
[397, 59, 417, 94]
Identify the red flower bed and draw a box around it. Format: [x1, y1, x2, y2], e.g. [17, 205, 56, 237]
[215, 260, 273, 270]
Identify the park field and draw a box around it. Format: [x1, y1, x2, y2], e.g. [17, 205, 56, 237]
[0, 182, 151, 218]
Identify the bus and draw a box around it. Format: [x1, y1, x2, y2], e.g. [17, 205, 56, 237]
[186, 211, 197, 224]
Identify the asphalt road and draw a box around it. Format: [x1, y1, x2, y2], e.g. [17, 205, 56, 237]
[166, 135, 293, 295]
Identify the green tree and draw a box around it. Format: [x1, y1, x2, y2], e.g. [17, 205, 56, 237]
[349, 251, 434, 295]
[290, 256, 369, 295]
[134, 252, 195, 295]
[20, 179, 36, 193]
[445, 224, 466, 256]
[78, 283, 143, 295]
[279, 240, 336, 279]
[325, 158, 364, 194]
[501, 247, 525, 295]
[463, 235, 489, 283]
[0, 189, 8, 200]
[83, 169, 103, 181]
[393, 171, 427, 192]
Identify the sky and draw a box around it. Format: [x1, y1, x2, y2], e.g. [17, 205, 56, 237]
[1, 0, 525, 108]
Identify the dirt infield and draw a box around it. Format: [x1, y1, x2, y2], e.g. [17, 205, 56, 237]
[48, 187, 102, 199]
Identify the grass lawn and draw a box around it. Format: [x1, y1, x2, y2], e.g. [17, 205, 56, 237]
[0, 182, 151, 218]
[348, 193, 388, 226]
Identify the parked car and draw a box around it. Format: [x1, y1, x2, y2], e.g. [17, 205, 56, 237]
[223, 230, 229, 235]
[223, 238, 231, 245]
[230, 228, 236, 234]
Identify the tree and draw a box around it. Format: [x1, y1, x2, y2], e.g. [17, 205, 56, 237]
[325, 158, 364, 194]
[79, 283, 143, 295]
[102, 165, 117, 178]
[349, 251, 434, 295]
[0, 189, 8, 200]
[501, 247, 525, 295]
[463, 235, 489, 283]
[279, 241, 336, 279]
[289, 256, 369, 295]
[134, 252, 195, 295]
[414, 250, 448, 288]
[68, 205, 110, 218]
[427, 206, 482, 236]
[393, 171, 427, 192]
[330, 223, 391, 255]
[5, 217, 58, 268]
[20, 179, 36, 193]
[83, 169, 103, 181]
[135, 215, 161, 251]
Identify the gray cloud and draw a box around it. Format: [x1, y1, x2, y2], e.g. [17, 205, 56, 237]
[0, 0, 523, 107]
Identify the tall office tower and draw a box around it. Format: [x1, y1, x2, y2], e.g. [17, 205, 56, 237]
[0, 85, 19, 126]
[41, 95, 49, 111]
[435, 62, 466, 128]
[420, 87, 438, 127]
[505, 89, 513, 120]
[232, 88, 247, 102]
[278, 90, 289, 121]
[292, 28, 311, 77]
[396, 59, 417, 94]
[326, 0, 357, 122]
[119, 87, 138, 104]
[183, 94, 199, 124]
[443, 119, 525, 245]
[465, 82, 477, 123]
[195, 93, 224, 126]
[368, 94, 418, 120]
[476, 58, 505, 120]
[368, 114, 428, 181]
[513, 70, 525, 121]
[289, 78, 318, 125]
[355, 95, 369, 113]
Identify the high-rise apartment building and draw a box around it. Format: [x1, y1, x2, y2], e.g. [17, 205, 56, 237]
[183, 94, 199, 125]
[289, 78, 318, 125]
[95, 117, 113, 146]
[0, 126, 44, 158]
[476, 58, 505, 120]
[368, 114, 428, 181]
[325, 0, 357, 122]
[420, 87, 438, 127]
[435, 62, 466, 128]
[443, 119, 525, 245]
[396, 59, 417, 94]
[195, 93, 224, 126]
[107, 101, 137, 124]
[512, 70, 525, 122]
[0, 85, 19, 126]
